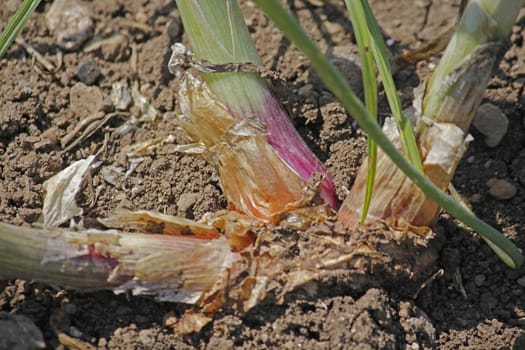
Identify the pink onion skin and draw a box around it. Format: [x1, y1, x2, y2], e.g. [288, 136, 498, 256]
[235, 90, 338, 208]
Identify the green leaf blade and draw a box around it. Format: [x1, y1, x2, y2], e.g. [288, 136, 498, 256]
[0, 0, 42, 60]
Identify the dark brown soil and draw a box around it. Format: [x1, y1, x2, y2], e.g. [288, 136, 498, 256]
[1, 0, 525, 349]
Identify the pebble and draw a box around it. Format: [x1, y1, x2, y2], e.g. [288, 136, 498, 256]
[163, 312, 177, 327]
[41, 127, 59, 145]
[517, 276, 525, 287]
[166, 18, 182, 39]
[470, 193, 482, 204]
[75, 58, 101, 85]
[100, 33, 130, 62]
[111, 82, 132, 110]
[324, 21, 342, 36]
[474, 274, 486, 287]
[472, 103, 509, 148]
[45, 0, 94, 50]
[69, 82, 104, 118]
[298, 84, 314, 98]
[177, 192, 198, 215]
[326, 45, 362, 94]
[487, 178, 517, 200]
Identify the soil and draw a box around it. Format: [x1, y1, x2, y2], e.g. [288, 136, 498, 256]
[1, 0, 525, 349]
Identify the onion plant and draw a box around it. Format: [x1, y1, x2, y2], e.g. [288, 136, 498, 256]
[254, 0, 523, 268]
[175, 0, 339, 209]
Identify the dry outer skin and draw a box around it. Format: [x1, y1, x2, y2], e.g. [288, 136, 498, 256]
[1, 0, 525, 349]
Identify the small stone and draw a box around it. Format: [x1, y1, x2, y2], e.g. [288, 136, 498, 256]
[470, 193, 482, 204]
[326, 46, 362, 94]
[41, 127, 60, 146]
[135, 11, 149, 24]
[517, 276, 525, 287]
[298, 84, 314, 98]
[324, 21, 341, 36]
[474, 274, 486, 287]
[293, 0, 307, 9]
[75, 58, 101, 85]
[46, 0, 94, 51]
[166, 18, 182, 39]
[512, 77, 525, 90]
[70, 82, 104, 118]
[472, 103, 509, 147]
[177, 192, 198, 215]
[102, 95, 114, 113]
[111, 82, 132, 110]
[163, 312, 177, 327]
[100, 33, 130, 62]
[487, 179, 517, 200]
[68, 326, 83, 338]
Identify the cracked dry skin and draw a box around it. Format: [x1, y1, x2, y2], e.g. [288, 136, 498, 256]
[1, 0, 525, 349]
[218, 218, 443, 312]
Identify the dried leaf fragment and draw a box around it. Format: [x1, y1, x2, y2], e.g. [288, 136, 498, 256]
[40, 155, 96, 228]
[100, 209, 220, 238]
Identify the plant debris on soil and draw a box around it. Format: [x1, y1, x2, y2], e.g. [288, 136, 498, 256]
[1, 0, 525, 349]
